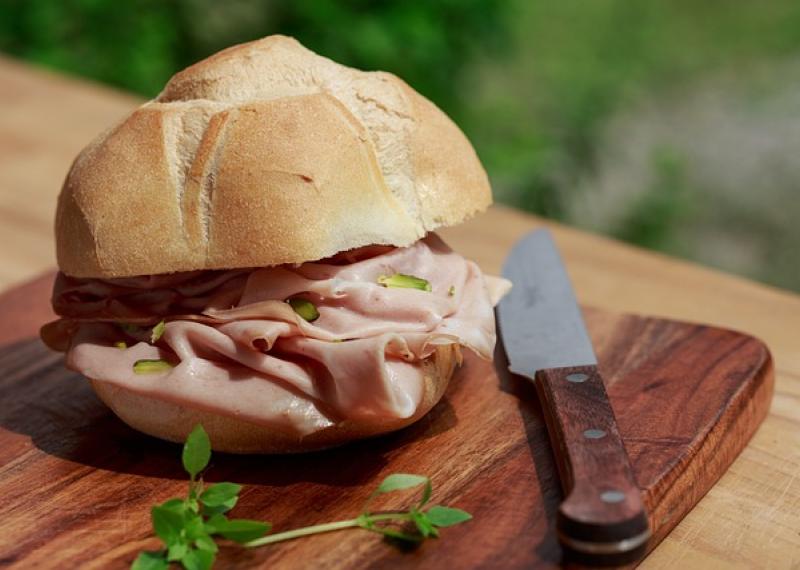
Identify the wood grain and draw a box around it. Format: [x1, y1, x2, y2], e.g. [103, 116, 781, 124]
[535, 364, 649, 566]
[0, 274, 772, 568]
[0, 56, 798, 567]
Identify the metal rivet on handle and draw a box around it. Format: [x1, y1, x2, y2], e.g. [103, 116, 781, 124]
[600, 490, 625, 503]
[583, 429, 607, 439]
[566, 373, 589, 383]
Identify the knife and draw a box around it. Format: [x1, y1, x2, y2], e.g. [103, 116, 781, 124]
[497, 229, 650, 566]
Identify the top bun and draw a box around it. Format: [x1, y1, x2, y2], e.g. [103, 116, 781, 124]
[56, 35, 492, 278]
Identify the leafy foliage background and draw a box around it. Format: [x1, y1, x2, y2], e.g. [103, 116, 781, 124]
[2, 0, 798, 290]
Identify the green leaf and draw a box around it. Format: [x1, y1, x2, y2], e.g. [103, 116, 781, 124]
[181, 548, 215, 570]
[194, 534, 218, 553]
[151, 504, 185, 545]
[158, 498, 189, 523]
[377, 273, 432, 292]
[286, 297, 320, 322]
[131, 550, 168, 570]
[375, 474, 430, 495]
[183, 514, 206, 540]
[182, 424, 211, 480]
[425, 506, 473, 527]
[201, 503, 236, 516]
[160, 498, 187, 511]
[410, 511, 438, 538]
[213, 519, 271, 543]
[151, 320, 166, 343]
[199, 482, 241, 512]
[203, 513, 227, 535]
[166, 542, 188, 562]
[364, 474, 433, 515]
[133, 359, 174, 374]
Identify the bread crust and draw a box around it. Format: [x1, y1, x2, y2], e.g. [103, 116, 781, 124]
[56, 35, 492, 278]
[89, 344, 460, 453]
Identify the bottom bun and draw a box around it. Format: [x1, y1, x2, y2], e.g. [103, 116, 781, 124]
[90, 344, 460, 454]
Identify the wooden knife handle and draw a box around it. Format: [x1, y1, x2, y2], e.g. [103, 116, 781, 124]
[535, 364, 650, 566]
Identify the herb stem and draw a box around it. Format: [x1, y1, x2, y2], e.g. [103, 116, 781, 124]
[244, 513, 412, 547]
[244, 519, 359, 546]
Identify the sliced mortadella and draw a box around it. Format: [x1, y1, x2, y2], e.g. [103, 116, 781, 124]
[68, 324, 334, 436]
[54, 234, 511, 436]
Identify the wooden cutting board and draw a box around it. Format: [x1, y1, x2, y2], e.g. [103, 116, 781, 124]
[0, 273, 773, 569]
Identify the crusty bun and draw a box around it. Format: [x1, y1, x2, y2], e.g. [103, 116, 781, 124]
[90, 344, 459, 454]
[55, 35, 492, 278]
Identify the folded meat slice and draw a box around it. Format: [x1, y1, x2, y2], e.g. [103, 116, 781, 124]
[54, 234, 511, 437]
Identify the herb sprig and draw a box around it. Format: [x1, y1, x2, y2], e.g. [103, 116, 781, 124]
[244, 473, 471, 547]
[132, 425, 472, 569]
[132, 425, 269, 570]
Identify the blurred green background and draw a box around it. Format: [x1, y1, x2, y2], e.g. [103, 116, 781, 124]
[2, 0, 798, 290]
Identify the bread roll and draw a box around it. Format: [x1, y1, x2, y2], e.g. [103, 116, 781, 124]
[51, 36, 498, 454]
[55, 35, 491, 278]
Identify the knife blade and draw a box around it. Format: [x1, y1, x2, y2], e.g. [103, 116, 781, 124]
[497, 229, 650, 566]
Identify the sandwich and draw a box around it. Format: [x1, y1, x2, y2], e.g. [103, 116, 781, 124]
[41, 35, 511, 453]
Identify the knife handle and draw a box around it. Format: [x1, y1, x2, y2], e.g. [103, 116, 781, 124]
[535, 364, 650, 566]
